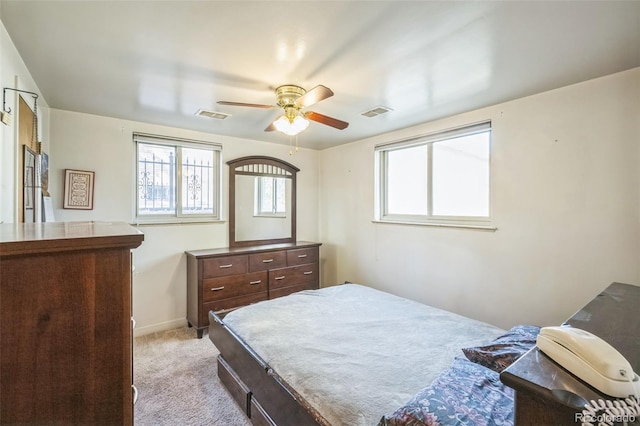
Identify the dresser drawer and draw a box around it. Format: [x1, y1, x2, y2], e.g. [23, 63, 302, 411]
[218, 356, 250, 416]
[202, 255, 248, 278]
[203, 271, 267, 303]
[269, 263, 319, 290]
[249, 251, 286, 272]
[201, 292, 269, 322]
[269, 282, 317, 299]
[286, 247, 318, 266]
[186, 242, 321, 337]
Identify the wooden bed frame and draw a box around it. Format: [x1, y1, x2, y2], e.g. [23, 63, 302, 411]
[209, 311, 325, 426]
[208, 283, 521, 426]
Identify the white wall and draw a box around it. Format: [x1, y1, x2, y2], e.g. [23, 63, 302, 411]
[5, 11, 639, 334]
[49, 109, 320, 335]
[319, 68, 640, 329]
[0, 20, 50, 223]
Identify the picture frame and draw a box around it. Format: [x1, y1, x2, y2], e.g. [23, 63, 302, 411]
[63, 169, 95, 210]
[23, 145, 36, 221]
[41, 151, 50, 196]
[43, 195, 56, 222]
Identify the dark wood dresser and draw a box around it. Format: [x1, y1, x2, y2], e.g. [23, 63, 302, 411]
[186, 241, 321, 338]
[0, 221, 143, 425]
[500, 282, 640, 425]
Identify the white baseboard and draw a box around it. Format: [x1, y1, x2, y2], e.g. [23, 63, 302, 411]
[133, 318, 187, 337]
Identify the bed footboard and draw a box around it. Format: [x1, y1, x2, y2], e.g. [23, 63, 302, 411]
[209, 311, 324, 426]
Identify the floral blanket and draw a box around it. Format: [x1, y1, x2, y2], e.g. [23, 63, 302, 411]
[379, 325, 541, 426]
[379, 357, 515, 426]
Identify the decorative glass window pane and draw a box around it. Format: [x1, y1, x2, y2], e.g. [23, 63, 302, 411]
[181, 147, 214, 215]
[137, 144, 176, 215]
[135, 134, 221, 223]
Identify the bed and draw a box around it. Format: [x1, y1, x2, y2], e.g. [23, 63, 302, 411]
[209, 284, 539, 426]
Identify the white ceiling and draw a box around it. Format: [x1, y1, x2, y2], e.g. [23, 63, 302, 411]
[2, 1, 639, 150]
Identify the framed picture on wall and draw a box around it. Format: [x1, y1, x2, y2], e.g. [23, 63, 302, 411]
[41, 151, 50, 196]
[63, 169, 95, 210]
[23, 145, 36, 221]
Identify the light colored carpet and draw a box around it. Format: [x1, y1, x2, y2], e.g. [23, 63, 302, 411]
[133, 326, 252, 426]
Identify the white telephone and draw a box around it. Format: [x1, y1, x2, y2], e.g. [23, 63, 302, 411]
[536, 326, 640, 399]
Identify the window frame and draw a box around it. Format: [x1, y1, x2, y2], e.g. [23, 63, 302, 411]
[254, 176, 287, 218]
[133, 133, 222, 225]
[374, 121, 494, 229]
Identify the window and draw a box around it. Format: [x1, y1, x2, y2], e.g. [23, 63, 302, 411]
[134, 133, 221, 223]
[375, 121, 491, 227]
[255, 176, 286, 217]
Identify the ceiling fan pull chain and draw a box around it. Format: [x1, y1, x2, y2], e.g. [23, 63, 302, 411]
[289, 135, 293, 156]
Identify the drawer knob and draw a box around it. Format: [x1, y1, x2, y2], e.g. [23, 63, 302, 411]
[274, 276, 285, 280]
[219, 264, 233, 269]
[303, 271, 313, 275]
[210, 286, 225, 291]
[249, 280, 262, 285]
[298, 254, 308, 258]
[262, 259, 274, 263]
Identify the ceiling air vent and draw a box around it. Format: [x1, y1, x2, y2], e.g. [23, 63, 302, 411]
[195, 109, 231, 120]
[361, 105, 393, 118]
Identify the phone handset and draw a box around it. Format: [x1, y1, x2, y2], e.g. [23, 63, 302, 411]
[536, 326, 640, 398]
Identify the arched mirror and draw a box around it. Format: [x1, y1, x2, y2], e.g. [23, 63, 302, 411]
[228, 156, 299, 248]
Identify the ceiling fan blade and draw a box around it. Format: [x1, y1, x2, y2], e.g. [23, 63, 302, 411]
[295, 85, 334, 108]
[305, 111, 349, 130]
[217, 101, 276, 109]
[264, 122, 277, 132]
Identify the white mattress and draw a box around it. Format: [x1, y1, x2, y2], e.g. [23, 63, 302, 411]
[223, 284, 504, 426]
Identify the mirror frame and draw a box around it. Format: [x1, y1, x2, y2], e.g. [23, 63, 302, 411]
[228, 156, 299, 248]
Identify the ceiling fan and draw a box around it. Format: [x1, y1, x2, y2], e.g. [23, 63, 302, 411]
[217, 84, 349, 136]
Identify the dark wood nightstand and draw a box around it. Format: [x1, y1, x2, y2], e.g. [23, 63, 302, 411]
[500, 282, 640, 425]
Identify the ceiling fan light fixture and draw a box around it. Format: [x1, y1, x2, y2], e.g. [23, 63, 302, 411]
[273, 114, 309, 136]
[218, 83, 348, 136]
